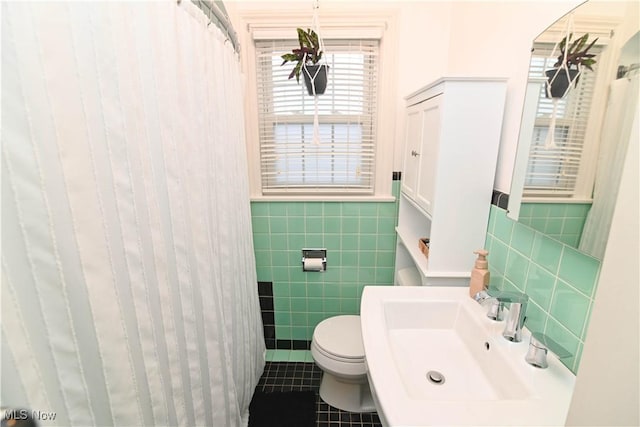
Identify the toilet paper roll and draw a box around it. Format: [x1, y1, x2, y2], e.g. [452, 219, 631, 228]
[303, 258, 324, 271]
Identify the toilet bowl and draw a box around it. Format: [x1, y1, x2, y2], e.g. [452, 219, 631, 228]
[311, 315, 375, 413]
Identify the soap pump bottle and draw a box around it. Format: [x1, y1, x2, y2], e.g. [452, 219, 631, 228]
[469, 249, 490, 298]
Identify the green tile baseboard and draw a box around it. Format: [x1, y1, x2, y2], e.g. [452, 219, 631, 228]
[265, 349, 314, 363]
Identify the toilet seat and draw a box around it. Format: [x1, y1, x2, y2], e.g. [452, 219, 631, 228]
[312, 340, 364, 364]
[313, 315, 365, 362]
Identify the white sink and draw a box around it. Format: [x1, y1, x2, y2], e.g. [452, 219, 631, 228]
[361, 286, 576, 426]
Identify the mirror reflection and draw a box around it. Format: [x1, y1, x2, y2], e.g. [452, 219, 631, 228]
[509, 0, 639, 260]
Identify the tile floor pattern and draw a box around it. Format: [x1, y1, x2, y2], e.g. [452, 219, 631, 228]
[255, 361, 383, 427]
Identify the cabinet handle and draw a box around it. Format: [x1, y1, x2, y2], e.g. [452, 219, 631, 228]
[411, 150, 420, 157]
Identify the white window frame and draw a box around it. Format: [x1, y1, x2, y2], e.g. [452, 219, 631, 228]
[238, 11, 397, 201]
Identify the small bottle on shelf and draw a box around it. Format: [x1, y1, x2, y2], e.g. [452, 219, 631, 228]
[469, 249, 490, 298]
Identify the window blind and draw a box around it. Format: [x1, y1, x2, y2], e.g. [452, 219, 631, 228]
[255, 39, 379, 194]
[523, 43, 603, 197]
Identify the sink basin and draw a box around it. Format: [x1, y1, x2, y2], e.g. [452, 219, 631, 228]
[384, 300, 531, 401]
[361, 286, 576, 426]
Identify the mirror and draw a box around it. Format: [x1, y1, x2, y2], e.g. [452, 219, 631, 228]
[508, 0, 639, 260]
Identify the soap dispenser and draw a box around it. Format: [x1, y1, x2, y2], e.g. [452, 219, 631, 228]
[469, 249, 490, 298]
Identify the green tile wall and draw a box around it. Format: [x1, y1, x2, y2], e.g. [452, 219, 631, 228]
[485, 205, 601, 374]
[251, 182, 400, 342]
[518, 202, 591, 248]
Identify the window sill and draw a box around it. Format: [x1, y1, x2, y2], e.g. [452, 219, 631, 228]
[250, 195, 396, 202]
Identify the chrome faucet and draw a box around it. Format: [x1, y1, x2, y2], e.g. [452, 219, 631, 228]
[525, 332, 571, 368]
[501, 292, 528, 342]
[474, 289, 529, 342]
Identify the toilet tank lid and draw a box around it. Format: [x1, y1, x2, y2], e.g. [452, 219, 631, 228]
[314, 315, 364, 359]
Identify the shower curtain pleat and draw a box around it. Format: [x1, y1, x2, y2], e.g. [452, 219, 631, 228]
[1, 1, 266, 426]
[579, 76, 639, 259]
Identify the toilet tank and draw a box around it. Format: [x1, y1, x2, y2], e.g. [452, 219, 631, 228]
[395, 267, 421, 286]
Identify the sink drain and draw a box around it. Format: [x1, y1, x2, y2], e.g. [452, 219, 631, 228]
[426, 370, 445, 385]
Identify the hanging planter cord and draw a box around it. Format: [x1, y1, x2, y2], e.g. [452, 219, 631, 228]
[301, 0, 326, 145]
[544, 14, 582, 150]
[545, 98, 559, 150]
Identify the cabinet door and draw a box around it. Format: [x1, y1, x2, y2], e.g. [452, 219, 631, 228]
[415, 95, 442, 215]
[401, 104, 424, 198]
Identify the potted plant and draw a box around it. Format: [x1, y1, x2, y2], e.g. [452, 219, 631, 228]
[280, 28, 329, 96]
[545, 33, 598, 98]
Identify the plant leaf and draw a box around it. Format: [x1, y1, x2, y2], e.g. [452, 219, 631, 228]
[297, 27, 307, 48]
[283, 27, 323, 78]
[554, 33, 598, 70]
[281, 53, 299, 64]
[584, 37, 599, 54]
[291, 62, 303, 82]
[308, 29, 319, 48]
[573, 33, 588, 52]
[568, 38, 582, 54]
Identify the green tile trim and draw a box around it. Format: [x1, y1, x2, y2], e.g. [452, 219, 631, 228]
[288, 350, 308, 362]
[266, 349, 292, 361]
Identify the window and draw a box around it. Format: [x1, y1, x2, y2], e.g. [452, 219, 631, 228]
[523, 43, 603, 198]
[255, 39, 379, 194]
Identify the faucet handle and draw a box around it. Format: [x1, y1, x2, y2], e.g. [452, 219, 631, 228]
[474, 290, 505, 321]
[475, 290, 525, 321]
[486, 299, 505, 321]
[494, 290, 529, 304]
[525, 332, 572, 369]
[473, 290, 490, 303]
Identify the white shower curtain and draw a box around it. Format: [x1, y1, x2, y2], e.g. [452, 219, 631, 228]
[1, 1, 265, 426]
[579, 76, 640, 259]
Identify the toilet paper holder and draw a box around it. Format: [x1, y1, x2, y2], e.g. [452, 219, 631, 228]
[302, 248, 327, 272]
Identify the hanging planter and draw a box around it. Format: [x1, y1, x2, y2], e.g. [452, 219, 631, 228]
[542, 32, 598, 149]
[545, 68, 580, 98]
[544, 33, 598, 99]
[302, 64, 329, 95]
[280, 3, 329, 145]
[280, 28, 329, 96]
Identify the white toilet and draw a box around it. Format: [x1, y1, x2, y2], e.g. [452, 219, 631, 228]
[310, 314, 375, 412]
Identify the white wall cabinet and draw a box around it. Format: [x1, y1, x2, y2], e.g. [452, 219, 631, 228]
[395, 78, 507, 286]
[401, 95, 442, 214]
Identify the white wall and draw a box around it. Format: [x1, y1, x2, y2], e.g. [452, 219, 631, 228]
[445, 1, 583, 191]
[566, 4, 640, 423]
[391, 2, 453, 171]
[565, 96, 639, 427]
